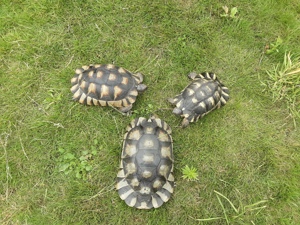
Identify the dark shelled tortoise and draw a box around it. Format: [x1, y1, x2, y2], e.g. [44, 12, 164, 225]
[70, 64, 147, 113]
[116, 117, 174, 209]
[168, 72, 229, 127]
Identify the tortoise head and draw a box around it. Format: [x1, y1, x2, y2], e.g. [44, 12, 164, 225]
[137, 83, 147, 92]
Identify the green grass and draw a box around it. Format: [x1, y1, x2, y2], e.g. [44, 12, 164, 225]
[1, 0, 300, 224]
[263, 52, 300, 126]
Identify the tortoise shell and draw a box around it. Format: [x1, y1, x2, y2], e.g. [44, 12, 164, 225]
[70, 64, 147, 113]
[168, 72, 229, 127]
[116, 117, 174, 209]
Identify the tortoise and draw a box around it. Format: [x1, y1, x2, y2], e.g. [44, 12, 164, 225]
[168, 72, 229, 127]
[116, 117, 174, 209]
[70, 64, 147, 113]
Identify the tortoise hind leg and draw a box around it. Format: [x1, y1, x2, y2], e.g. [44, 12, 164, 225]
[181, 118, 190, 128]
[168, 98, 176, 104]
[187, 72, 199, 80]
[108, 103, 132, 115]
[119, 104, 133, 114]
[181, 111, 198, 128]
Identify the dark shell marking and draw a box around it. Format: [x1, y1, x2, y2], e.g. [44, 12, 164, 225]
[70, 64, 146, 112]
[116, 117, 174, 209]
[169, 72, 229, 127]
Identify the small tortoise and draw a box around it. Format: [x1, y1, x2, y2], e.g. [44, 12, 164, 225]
[116, 117, 174, 209]
[70, 64, 147, 113]
[168, 72, 229, 127]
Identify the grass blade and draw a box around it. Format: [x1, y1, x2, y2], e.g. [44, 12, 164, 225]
[214, 190, 239, 213]
[215, 193, 230, 225]
[193, 217, 223, 222]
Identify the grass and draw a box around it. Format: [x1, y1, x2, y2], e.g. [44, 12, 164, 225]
[193, 190, 268, 224]
[263, 52, 300, 126]
[1, 0, 300, 224]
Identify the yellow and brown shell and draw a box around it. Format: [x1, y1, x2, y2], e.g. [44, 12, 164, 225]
[70, 64, 147, 112]
[169, 72, 229, 127]
[116, 117, 174, 209]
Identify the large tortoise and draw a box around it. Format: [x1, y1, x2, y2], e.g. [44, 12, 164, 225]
[70, 64, 147, 113]
[168, 72, 229, 127]
[116, 117, 174, 209]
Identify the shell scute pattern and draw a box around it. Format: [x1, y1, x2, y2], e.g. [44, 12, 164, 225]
[169, 72, 229, 127]
[116, 117, 174, 209]
[70, 64, 147, 113]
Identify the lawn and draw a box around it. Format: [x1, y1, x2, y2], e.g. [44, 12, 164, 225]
[1, 0, 300, 224]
